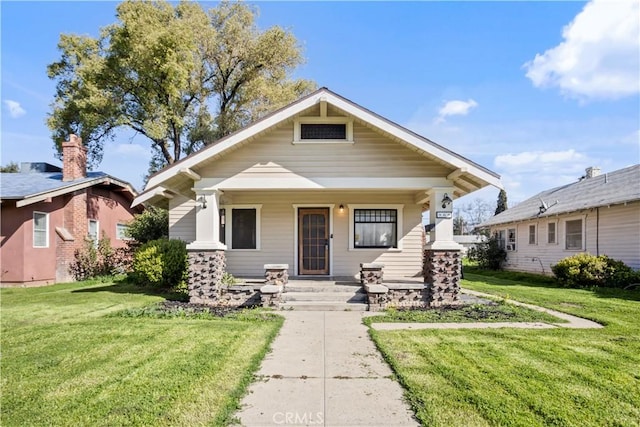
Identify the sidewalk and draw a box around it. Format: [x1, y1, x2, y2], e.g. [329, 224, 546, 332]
[235, 311, 419, 427]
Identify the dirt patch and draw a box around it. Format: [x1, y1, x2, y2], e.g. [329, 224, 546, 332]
[157, 300, 257, 317]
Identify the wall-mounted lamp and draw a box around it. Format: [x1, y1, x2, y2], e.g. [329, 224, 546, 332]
[441, 193, 453, 209]
[197, 196, 207, 209]
[339, 204, 345, 213]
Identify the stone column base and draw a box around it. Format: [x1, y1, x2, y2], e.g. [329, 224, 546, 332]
[360, 263, 384, 285]
[187, 249, 226, 305]
[423, 249, 462, 307]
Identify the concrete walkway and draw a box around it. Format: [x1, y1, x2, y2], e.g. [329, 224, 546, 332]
[371, 289, 603, 331]
[235, 311, 419, 427]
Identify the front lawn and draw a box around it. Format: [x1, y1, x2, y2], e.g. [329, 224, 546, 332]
[1, 280, 283, 426]
[370, 272, 640, 426]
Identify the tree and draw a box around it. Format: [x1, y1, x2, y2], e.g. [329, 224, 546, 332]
[47, 0, 315, 171]
[495, 189, 508, 215]
[125, 207, 169, 244]
[0, 162, 19, 173]
[461, 198, 493, 234]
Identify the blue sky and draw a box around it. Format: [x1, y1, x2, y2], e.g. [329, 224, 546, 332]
[2, 1, 638, 208]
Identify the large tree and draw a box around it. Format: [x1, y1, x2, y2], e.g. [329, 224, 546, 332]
[47, 0, 315, 170]
[495, 189, 508, 215]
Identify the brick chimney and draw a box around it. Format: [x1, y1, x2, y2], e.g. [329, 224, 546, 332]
[62, 134, 87, 181]
[585, 166, 601, 179]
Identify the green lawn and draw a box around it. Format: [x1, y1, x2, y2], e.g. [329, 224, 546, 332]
[1, 280, 283, 426]
[370, 272, 640, 427]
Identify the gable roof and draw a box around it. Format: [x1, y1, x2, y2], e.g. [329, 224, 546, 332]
[481, 164, 640, 227]
[135, 87, 501, 206]
[0, 170, 138, 208]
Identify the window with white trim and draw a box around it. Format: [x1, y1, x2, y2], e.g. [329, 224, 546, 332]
[116, 223, 130, 240]
[496, 230, 506, 249]
[33, 212, 48, 248]
[565, 219, 583, 250]
[528, 224, 537, 245]
[348, 204, 403, 250]
[88, 219, 99, 247]
[547, 222, 556, 244]
[293, 117, 353, 144]
[220, 205, 261, 250]
[507, 228, 516, 251]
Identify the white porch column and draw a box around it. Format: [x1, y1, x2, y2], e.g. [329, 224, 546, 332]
[425, 187, 462, 251]
[187, 188, 227, 250]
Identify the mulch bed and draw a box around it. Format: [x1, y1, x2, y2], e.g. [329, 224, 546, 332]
[158, 300, 260, 317]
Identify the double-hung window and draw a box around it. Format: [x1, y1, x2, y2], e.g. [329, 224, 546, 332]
[507, 228, 516, 251]
[33, 212, 48, 248]
[116, 223, 130, 240]
[528, 224, 537, 245]
[88, 219, 99, 247]
[565, 219, 583, 250]
[547, 222, 556, 244]
[220, 205, 261, 250]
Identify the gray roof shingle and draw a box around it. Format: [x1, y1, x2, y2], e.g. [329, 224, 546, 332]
[481, 164, 640, 227]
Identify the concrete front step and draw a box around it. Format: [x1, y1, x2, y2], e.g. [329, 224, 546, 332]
[280, 301, 368, 311]
[285, 284, 364, 293]
[282, 291, 367, 303]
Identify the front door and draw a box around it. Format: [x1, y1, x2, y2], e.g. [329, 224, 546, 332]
[298, 208, 329, 275]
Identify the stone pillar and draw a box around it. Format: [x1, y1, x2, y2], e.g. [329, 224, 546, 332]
[187, 250, 226, 305]
[424, 187, 462, 306]
[423, 249, 461, 306]
[360, 263, 384, 285]
[186, 188, 227, 305]
[264, 264, 289, 286]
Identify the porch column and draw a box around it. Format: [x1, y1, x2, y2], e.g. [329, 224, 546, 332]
[423, 187, 462, 307]
[186, 189, 227, 305]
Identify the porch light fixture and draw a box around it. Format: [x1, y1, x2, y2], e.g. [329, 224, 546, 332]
[441, 193, 452, 209]
[197, 196, 207, 209]
[339, 204, 345, 213]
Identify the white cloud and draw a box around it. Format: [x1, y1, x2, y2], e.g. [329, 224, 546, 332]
[436, 99, 478, 123]
[3, 100, 26, 118]
[495, 149, 585, 170]
[524, 0, 640, 100]
[114, 143, 149, 157]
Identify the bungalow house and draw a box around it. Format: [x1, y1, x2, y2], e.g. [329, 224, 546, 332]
[0, 136, 143, 286]
[480, 165, 640, 274]
[132, 88, 502, 307]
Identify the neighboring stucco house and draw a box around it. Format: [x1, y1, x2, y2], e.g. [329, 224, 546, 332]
[0, 136, 143, 286]
[132, 88, 501, 306]
[481, 165, 640, 274]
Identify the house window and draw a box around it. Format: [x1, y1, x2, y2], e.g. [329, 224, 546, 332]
[354, 209, 397, 248]
[293, 118, 353, 143]
[548, 222, 556, 244]
[528, 224, 537, 245]
[507, 228, 516, 251]
[565, 219, 583, 250]
[496, 230, 506, 249]
[222, 205, 261, 250]
[33, 212, 48, 248]
[88, 219, 99, 247]
[116, 223, 130, 240]
[301, 123, 346, 140]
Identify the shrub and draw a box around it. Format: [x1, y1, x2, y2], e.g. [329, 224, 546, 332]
[552, 253, 640, 288]
[467, 234, 506, 270]
[131, 239, 188, 290]
[70, 236, 126, 280]
[125, 207, 168, 244]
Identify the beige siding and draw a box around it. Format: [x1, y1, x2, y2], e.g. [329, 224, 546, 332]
[220, 191, 423, 278]
[168, 195, 196, 242]
[197, 122, 449, 179]
[492, 201, 640, 273]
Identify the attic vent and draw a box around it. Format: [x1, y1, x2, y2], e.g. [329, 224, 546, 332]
[301, 123, 346, 140]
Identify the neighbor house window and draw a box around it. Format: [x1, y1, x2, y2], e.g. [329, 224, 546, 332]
[88, 219, 99, 247]
[548, 222, 556, 244]
[116, 223, 130, 240]
[222, 205, 261, 250]
[528, 224, 537, 245]
[565, 219, 583, 250]
[354, 209, 397, 248]
[33, 212, 48, 248]
[507, 228, 516, 251]
[496, 230, 506, 249]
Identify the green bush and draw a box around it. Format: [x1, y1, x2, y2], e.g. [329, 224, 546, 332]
[131, 239, 188, 290]
[70, 236, 127, 280]
[552, 253, 640, 288]
[467, 234, 507, 270]
[125, 207, 168, 244]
